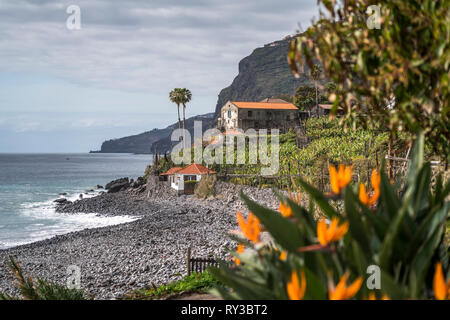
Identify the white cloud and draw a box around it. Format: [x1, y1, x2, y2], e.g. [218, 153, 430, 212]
[0, 0, 317, 95]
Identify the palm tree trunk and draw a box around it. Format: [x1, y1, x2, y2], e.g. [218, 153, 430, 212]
[177, 104, 181, 130]
[182, 103, 186, 148]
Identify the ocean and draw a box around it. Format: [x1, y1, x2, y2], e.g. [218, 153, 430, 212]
[0, 153, 152, 249]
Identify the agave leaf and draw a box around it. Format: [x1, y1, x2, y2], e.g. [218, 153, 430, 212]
[379, 170, 400, 220]
[409, 163, 431, 218]
[381, 271, 407, 300]
[303, 266, 327, 300]
[378, 185, 413, 269]
[344, 187, 372, 255]
[360, 203, 388, 242]
[405, 132, 424, 189]
[241, 192, 303, 252]
[409, 204, 448, 298]
[208, 266, 275, 300]
[273, 189, 316, 240]
[405, 203, 449, 262]
[297, 179, 340, 218]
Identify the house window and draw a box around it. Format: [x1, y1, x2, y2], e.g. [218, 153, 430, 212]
[248, 110, 253, 117]
[227, 110, 232, 118]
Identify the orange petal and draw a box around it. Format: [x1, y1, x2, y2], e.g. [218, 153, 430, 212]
[317, 219, 328, 245]
[280, 251, 287, 261]
[368, 189, 380, 206]
[433, 262, 447, 300]
[338, 164, 345, 183]
[371, 169, 381, 190]
[327, 218, 339, 242]
[329, 165, 340, 194]
[329, 273, 348, 300]
[368, 292, 376, 300]
[332, 221, 349, 241]
[343, 277, 363, 300]
[299, 270, 307, 299]
[236, 212, 246, 233]
[343, 166, 353, 187]
[287, 270, 306, 300]
[279, 201, 293, 218]
[359, 183, 369, 205]
[287, 271, 304, 300]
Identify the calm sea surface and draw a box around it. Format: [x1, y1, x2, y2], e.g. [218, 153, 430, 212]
[0, 153, 152, 249]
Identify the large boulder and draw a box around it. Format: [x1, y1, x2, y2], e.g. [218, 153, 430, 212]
[54, 198, 70, 205]
[105, 178, 130, 193]
[131, 176, 145, 188]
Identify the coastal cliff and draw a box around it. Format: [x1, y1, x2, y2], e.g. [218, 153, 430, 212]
[92, 113, 215, 154]
[94, 36, 315, 154]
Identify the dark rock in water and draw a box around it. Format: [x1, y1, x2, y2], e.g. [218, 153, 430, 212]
[95, 185, 104, 189]
[79, 194, 84, 199]
[131, 176, 145, 189]
[105, 178, 130, 193]
[54, 198, 69, 204]
[59, 193, 67, 196]
[86, 189, 95, 193]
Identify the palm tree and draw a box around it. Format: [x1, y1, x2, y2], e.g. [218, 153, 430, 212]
[169, 88, 182, 130]
[310, 64, 322, 117]
[179, 88, 192, 133]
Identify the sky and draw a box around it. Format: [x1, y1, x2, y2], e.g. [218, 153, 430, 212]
[0, 0, 317, 153]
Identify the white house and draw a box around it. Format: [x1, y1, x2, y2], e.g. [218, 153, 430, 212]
[160, 163, 216, 195]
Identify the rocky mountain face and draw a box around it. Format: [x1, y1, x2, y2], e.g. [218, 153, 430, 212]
[92, 113, 215, 154]
[214, 38, 314, 117]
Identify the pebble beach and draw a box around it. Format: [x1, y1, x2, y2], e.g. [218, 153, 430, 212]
[0, 179, 281, 299]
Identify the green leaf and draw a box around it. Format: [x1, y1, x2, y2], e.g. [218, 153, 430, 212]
[208, 266, 275, 300]
[381, 271, 407, 300]
[405, 132, 424, 189]
[298, 179, 340, 218]
[344, 187, 372, 255]
[303, 267, 327, 300]
[379, 186, 413, 268]
[409, 204, 448, 298]
[241, 192, 303, 252]
[379, 170, 400, 220]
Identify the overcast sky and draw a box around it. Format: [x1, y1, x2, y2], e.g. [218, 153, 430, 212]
[0, 0, 317, 152]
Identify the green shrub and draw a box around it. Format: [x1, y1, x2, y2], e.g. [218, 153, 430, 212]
[210, 133, 449, 300]
[194, 175, 216, 199]
[126, 271, 219, 300]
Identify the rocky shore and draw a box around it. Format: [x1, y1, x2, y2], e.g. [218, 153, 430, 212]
[0, 177, 281, 299]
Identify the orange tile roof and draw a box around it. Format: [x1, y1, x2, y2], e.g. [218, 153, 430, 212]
[160, 167, 182, 175]
[232, 101, 298, 110]
[223, 129, 243, 135]
[174, 163, 216, 175]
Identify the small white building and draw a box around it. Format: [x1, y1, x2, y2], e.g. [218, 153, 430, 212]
[160, 163, 216, 195]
